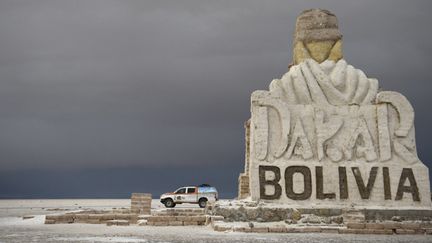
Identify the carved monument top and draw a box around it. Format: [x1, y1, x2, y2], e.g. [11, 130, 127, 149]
[295, 9, 341, 43]
[293, 9, 343, 65]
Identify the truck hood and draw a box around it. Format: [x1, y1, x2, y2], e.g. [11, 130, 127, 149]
[160, 192, 175, 199]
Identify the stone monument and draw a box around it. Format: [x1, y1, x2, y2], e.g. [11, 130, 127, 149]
[238, 9, 431, 209]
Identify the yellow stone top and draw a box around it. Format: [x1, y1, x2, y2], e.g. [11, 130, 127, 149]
[292, 9, 343, 65]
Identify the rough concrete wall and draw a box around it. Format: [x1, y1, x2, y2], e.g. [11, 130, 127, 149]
[238, 174, 250, 199]
[244, 119, 251, 174]
[238, 120, 251, 199]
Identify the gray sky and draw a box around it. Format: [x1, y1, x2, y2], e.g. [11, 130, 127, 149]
[0, 0, 431, 198]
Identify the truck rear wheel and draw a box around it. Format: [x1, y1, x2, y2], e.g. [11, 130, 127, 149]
[164, 198, 176, 208]
[198, 198, 207, 208]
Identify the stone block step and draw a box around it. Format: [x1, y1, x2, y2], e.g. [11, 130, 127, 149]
[152, 209, 205, 217]
[343, 210, 365, 223]
[145, 215, 206, 226]
[45, 213, 139, 224]
[131, 193, 152, 198]
[147, 215, 206, 222]
[153, 212, 204, 217]
[211, 221, 432, 235]
[106, 220, 130, 226]
[147, 220, 205, 226]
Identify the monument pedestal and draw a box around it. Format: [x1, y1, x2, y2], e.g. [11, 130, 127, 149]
[209, 199, 432, 234]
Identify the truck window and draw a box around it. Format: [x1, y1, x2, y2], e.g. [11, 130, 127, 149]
[175, 188, 186, 194]
[187, 188, 196, 194]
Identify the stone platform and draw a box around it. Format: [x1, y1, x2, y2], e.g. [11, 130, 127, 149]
[145, 208, 206, 226]
[44, 209, 139, 225]
[206, 200, 432, 235]
[211, 221, 432, 235]
[45, 193, 149, 225]
[210, 201, 432, 222]
[44, 192, 209, 227]
[45, 208, 208, 226]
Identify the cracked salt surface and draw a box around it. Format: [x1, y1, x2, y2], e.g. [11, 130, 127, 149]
[55, 236, 149, 242]
[0, 200, 431, 243]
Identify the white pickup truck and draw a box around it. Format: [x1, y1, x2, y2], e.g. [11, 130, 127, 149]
[160, 184, 218, 208]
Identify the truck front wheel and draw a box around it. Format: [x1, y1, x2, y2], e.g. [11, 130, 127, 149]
[164, 198, 176, 208]
[198, 198, 207, 208]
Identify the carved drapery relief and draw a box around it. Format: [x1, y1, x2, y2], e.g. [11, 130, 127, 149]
[270, 59, 378, 106]
[252, 59, 418, 166]
[248, 57, 431, 206]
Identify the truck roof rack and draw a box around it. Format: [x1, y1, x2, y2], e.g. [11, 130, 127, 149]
[198, 184, 211, 187]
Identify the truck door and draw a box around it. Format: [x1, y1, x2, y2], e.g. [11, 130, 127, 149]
[174, 187, 187, 203]
[184, 187, 197, 203]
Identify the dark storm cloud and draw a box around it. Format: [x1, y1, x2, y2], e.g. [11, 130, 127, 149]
[0, 0, 432, 197]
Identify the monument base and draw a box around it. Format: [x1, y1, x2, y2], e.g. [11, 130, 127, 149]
[211, 220, 432, 234]
[211, 200, 432, 222]
[207, 199, 432, 234]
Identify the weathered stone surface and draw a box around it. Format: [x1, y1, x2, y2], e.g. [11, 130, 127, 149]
[212, 220, 432, 234]
[210, 215, 224, 222]
[395, 229, 416, 235]
[87, 219, 100, 224]
[347, 223, 365, 229]
[251, 226, 269, 233]
[130, 192, 152, 215]
[88, 214, 101, 220]
[168, 221, 183, 226]
[74, 214, 89, 220]
[232, 226, 248, 232]
[294, 227, 321, 233]
[45, 214, 74, 224]
[213, 224, 232, 232]
[293, 9, 342, 65]
[364, 209, 432, 221]
[320, 227, 340, 234]
[372, 229, 394, 235]
[338, 228, 361, 234]
[299, 214, 322, 224]
[269, 226, 288, 233]
[149, 221, 169, 226]
[290, 209, 302, 221]
[421, 222, 432, 228]
[365, 223, 384, 229]
[106, 220, 130, 226]
[137, 219, 148, 226]
[338, 228, 392, 235]
[238, 120, 252, 199]
[238, 174, 250, 199]
[342, 210, 365, 223]
[99, 214, 115, 220]
[382, 222, 402, 230]
[144, 209, 206, 227]
[131, 193, 152, 198]
[44, 219, 55, 224]
[212, 204, 296, 222]
[400, 222, 421, 230]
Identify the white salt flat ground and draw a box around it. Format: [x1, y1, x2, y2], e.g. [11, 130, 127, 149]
[0, 199, 431, 243]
